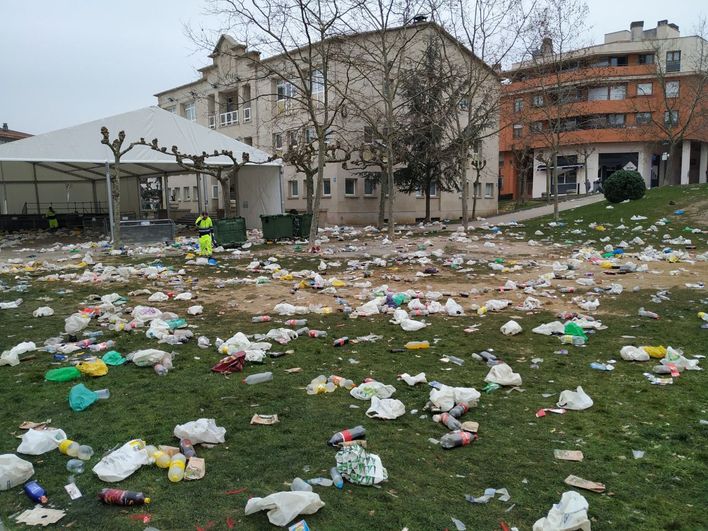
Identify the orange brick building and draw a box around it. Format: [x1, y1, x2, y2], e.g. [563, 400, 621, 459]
[499, 20, 708, 200]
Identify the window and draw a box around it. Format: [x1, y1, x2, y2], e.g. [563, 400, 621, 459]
[183, 102, 196, 122]
[638, 54, 655, 65]
[636, 112, 652, 125]
[609, 56, 628, 67]
[363, 126, 375, 144]
[276, 81, 296, 111]
[273, 133, 283, 150]
[512, 124, 523, 138]
[609, 85, 627, 100]
[193, 186, 198, 200]
[531, 121, 543, 133]
[243, 136, 253, 146]
[560, 118, 577, 131]
[165, 105, 176, 114]
[608, 114, 625, 127]
[288, 180, 299, 197]
[345, 178, 357, 196]
[532, 94, 544, 107]
[170, 187, 180, 201]
[666, 50, 681, 72]
[588, 86, 608, 101]
[183, 186, 191, 200]
[458, 98, 469, 111]
[310, 69, 325, 101]
[364, 178, 376, 196]
[305, 127, 316, 144]
[666, 81, 679, 98]
[473, 182, 482, 197]
[514, 98, 523, 112]
[484, 183, 494, 198]
[664, 110, 679, 127]
[323, 179, 331, 196]
[637, 82, 653, 96]
[286, 129, 298, 147]
[212, 185, 219, 199]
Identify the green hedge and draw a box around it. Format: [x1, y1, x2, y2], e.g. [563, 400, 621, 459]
[603, 170, 646, 203]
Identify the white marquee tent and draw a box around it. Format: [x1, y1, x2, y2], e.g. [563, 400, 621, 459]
[0, 106, 282, 234]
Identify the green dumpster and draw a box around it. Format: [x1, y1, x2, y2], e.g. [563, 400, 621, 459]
[294, 214, 312, 238]
[214, 217, 247, 247]
[261, 214, 295, 240]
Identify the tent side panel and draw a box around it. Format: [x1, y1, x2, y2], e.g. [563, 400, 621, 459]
[238, 166, 282, 229]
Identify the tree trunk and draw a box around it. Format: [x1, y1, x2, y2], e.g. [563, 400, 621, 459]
[386, 151, 395, 239]
[471, 173, 480, 221]
[461, 159, 469, 230]
[308, 140, 326, 245]
[424, 181, 431, 223]
[546, 168, 551, 204]
[553, 166, 559, 221]
[377, 169, 386, 229]
[219, 177, 232, 218]
[305, 174, 314, 214]
[111, 156, 121, 246]
[232, 171, 240, 217]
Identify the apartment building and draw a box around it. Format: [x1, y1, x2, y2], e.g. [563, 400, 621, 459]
[0, 123, 32, 145]
[154, 22, 500, 225]
[499, 20, 708, 200]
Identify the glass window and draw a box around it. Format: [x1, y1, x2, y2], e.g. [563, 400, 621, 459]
[183, 186, 191, 200]
[664, 110, 679, 126]
[637, 83, 652, 96]
[609, 85, 627, 100]
[171, 187, 180, 201]
[666, 51, 681, 72]
[183, 102, 196, 121]
[276, 81, 296, 110]
[608, 114, 625, 127]
[666, 81, 679, 98]
[636, 112, 652, 125]
[364, 178, 376, 195]
[305, 127, 316, 144]
[193, 186, 198, 200]
[588, 86, 608, 101]
[531, 121, 543, 133]
[429, 181, 437, 197]
[638, 54, 654, 65]
[212, 185, 219, 199]
[345, 178, 357, 196]
[288, 180, 299, 197]
[512, 124, 523, 138]
[323, 179, 331, 196]
[165, 105, 176, 114]
[514, 98, 523, 112]
[311, 69, 325, 101]
[609, 56, 628, 66]
[473, 182, 482, 197]
[484, 183, 494, 198]
[532, 94, 544, 107]
[273, 133, 283, 149]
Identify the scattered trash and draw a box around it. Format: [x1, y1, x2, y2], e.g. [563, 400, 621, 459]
[251, 414, 280, 425]
[245, 491, 325, 527]
[533, 491, 590, 531]
[465, 487, 511, 504]
[563, 474, 606, 493]
[554, 450, 584, 462]
[557, 386, 593, 410]
[335, 444, 388, 485]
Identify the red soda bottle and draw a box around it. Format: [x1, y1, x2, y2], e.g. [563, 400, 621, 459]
[308, 330, 327, 338]
[251, 315, 272, 323]
[99, 488, 151, 506]
[440, 431, 477, 449]
[328, 425, 366, 446]
[333, 337, 349, 347]
[180, 438, 197, 458]
[285, 319, 307, 326]
[433, 413, 462, 430]
[448, 403, 469, 418]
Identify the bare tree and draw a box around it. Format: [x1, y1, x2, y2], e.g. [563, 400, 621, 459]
[196, 0, 356, 246]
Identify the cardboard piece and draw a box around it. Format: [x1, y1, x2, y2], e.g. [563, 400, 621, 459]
[284, 367, 302, 374]
[19, 420, 52, 431]
[564, 474, 606, 493]
[16, 507, 65, 526]
[159, 445, 180, 457]
[554, 450, 584, 462]
[185, 457, 206, 480]
[251, 414, 279, 425]
[460, 421, 479, 433]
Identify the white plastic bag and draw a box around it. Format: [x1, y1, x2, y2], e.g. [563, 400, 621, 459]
[533, 490, 591, 531]
[173, 418, 226, 444]
[273, 303, 308, 316]
[366, 396, 405, 420]
[500, 320, 523, 336]
[92, 440, 150, 482]
[620, 346, 650, 362]
[0, 341, 36, 367]
[485, 299, 511, 311]
[661, 346, 701, 371]
[174, 292, 193, 301]
[355, 299, 381, 317]
[532, 322, 565, 335]
[350, 382, 396, 400]
[126, 349, 170, 367]
[485, 363, 522, 386]
[398, 372, 427, 386]
[32, 306, 55, 318]
[148, 292, 169, 302]
[65, 313, 91, 334]
[0, 298, 23, 309]
[557, 386, 593, 410]
[187, 305, 203, 315]
[17, 429, 67, 455]
[0, 454, 34, 490]
[445, 298, 464, 316]
[245, 491, 325, 527]
[400, 318, 427, 332]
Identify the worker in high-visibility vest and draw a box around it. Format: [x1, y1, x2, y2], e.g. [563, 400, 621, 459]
[195, 211, 214, 257]
[45, 206, 59, 231]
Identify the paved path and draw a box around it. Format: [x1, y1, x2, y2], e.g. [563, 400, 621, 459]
[465, 194, 606, 227]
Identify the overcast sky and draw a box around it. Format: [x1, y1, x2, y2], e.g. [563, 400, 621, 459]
[1, 0, 704, 135]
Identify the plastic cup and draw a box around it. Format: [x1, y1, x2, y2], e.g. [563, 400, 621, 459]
[77, 445, 94, 461]
[66, 459, 85, 474]
[94, 389, 110, 399]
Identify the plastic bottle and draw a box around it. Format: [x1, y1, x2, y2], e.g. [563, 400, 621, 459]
[560, 335, 586, 346]
[89, 340, 115, 352]
[328, 426, 366, 447]
[333, 337, 349, 347]
[285, 319, 307, 327]
[243, 372, 273, 385]
[440, 431, 476, 449]
[23, 481, 48, 504]
[638, 307, 659, 319]
[405, 341, 430, 350]
[290, 477, 313, 492]
[559, 287, 575, 293]
[94, 389, 110, 399]
[251, 315, 272, 323]
[698, 311, 708, 322]
[433, 413, 462, 430]
[330, 467, 344, 489]
[446, 355, 465, 366]
[308, 330, 327, 338]
[154, 363, 168, 376]
[75, 338, 96, 349]
[308, 477, 333, 487]
[59, 439, 80, 457]
[99, 488, 151, 506]
[179, 439, 197, 458]
[590, 362, 612, 371]
[77, 445, 94, 461]
[83, 331, 104, 338]
[66, 459, 85, 474]
[168, 453, 186, 482]
[307, 375, 336, 394]
[328, 375, 355, 389]
[448, 403, 469, 418]
[295, 327, 310, 336]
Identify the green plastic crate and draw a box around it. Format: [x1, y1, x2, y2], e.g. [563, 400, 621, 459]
[261, 214, 295, 240]
[214, 217, 247, 247]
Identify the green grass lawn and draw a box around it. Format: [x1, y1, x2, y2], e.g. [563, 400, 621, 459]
[1, 269, 706, 529]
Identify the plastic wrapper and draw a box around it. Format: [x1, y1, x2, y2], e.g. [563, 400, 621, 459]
[245, 491, 325, 527]
[173, 418, 226, 444]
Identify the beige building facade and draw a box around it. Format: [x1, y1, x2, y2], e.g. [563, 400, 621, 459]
[155, 23, 500, 225]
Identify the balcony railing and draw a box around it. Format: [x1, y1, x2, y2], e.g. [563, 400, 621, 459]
[665, 60, 681, 72]
[219, 110, 239, 127]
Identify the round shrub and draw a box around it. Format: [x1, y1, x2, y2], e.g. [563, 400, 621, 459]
[603, 170, 646, 203]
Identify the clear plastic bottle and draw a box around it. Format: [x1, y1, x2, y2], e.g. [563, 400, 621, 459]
[77, 445, 94, 461]
[89, 340, 115, 352]
[243, 372, 273, 385]
[440, 431, 475, 449]
[330, 467, 344, 489]
[59, 439, 80, 457]
[290, 477, 313, 492]
[66, 459, 85, 474]
[405, 341, 430, 350]
[295, 327, 310, 336]
[285, 319, 307, 327]
[154, 364, 168, 376]
[333, 337, 349, 347]
[433, 413, 462, 430]
[328, 375, 355, 389]
[308, 330, 327, 338]
[168, 453, 186, 482]
[638, 307, 659, 319]
[308, 477, 333, 487]
[448, 403, 469, 418]
[94, 389, 111, 399]
[560, 335, 586, 346]
[251, 315, 272, 323]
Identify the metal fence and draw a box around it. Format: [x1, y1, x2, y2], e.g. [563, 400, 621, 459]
[119, 219, 176, 244]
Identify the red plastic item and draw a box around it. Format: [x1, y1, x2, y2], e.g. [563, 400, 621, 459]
[211, 352, 246, 374]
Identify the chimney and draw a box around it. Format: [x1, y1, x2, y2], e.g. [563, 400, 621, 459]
[630, 21, 644, 41]
[657, 19, 668, 26]
[412, 14, 428, 24]
[541, 37, 553, 56]
[2, 123, 7, 131]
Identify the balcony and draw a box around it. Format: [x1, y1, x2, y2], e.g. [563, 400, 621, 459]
[666, 60, 681, 73]
[219, 110, 239, 127]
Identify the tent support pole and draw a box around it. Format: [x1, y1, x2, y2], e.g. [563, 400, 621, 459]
[92, 180, 99, 213]
[136, 177, 142, 219]
[32, 163, 41, 215]
[163, 174, 171, 220]
[196, 172, 202, 214]
[0, 162, 7, 215]
[105, 162, 115, 243]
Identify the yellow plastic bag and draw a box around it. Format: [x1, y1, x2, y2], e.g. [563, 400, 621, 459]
[77, 360, 108, 377]
[642, 345, 667, 359]
[331, 279, 346, 287]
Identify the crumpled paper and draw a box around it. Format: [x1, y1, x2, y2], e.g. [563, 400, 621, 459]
[335, 444, 388, 486]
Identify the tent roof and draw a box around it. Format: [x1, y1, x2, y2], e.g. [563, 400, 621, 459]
[0, 106, 279, 182]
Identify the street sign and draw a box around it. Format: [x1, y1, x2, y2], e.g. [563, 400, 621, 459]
[623, 161, 637, 171]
